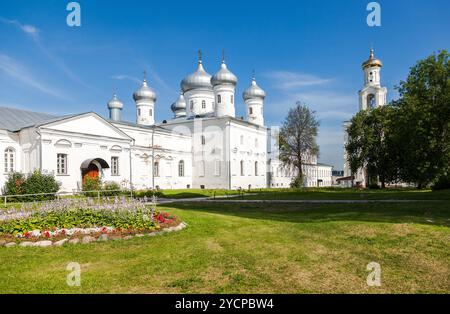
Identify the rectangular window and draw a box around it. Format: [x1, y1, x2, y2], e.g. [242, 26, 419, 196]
[111, 157, 119, 175]
[57, 154, 67, 175]
[154, 162, 160, 177]
[214, 160, 221, 176]
[166, 162, 172, 177]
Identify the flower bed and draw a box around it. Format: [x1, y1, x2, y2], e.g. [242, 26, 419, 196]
[0, 197, 183, 246]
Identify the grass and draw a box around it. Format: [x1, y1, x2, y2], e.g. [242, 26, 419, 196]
[159, 189, 241, 199]
[0, 200, 449, 293]
[240, 188, 450, 200]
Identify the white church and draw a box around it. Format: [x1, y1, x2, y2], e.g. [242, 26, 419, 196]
[0, 52, 333, 193]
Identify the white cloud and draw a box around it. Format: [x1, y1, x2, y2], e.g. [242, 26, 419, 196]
[265, 71, 333, 90]
[1, 17, 90, 89]
[0, 54, 70, 100]
[263, 70, 358, 168]
[110, 74, 141, 84]
[0, 17, 39, 41]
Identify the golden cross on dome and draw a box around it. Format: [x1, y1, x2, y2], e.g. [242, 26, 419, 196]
[198, 49, 202, 62]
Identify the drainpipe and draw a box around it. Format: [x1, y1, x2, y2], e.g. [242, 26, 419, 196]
[129, 139, 134, 191]
[227, 121, 231, 190]
[151, 125, 155, 190]
[35, 127, 43, 171]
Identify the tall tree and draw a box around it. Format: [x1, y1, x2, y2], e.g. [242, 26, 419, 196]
[345, 106, 398, 188]
[393, 50, 450, 188]
[279, 102, 320, 187]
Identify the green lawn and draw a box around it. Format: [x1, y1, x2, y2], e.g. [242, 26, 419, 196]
[1, 200, 449, 293]
[240, 188, 450, 200]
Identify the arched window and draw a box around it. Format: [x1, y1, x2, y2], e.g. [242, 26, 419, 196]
[154, 162, 160, 177]
[249, 107, 253, 115]
[367, 94, 376, 108]
[255, 161, 258, 176]
[190, 100, 194, 110]
[231, 95, 234, 104]
[137, 108, 141, 116]
[149, 108, 153, 116]
[202, 100, 206, 109]
[217, 95, 221, 103]
[4, 148, 15, 173]
[201, 135, 206, 145]
[178, 160, 185, 177]
[240, 160, 244, 176]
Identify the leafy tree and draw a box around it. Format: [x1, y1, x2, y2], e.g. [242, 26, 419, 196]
[393, 50, 450, 188]
[345, 106, 398, 188]
[279, 102, 320, 186]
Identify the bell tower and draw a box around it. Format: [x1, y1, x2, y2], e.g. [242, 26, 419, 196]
[359, 49, 387, 110]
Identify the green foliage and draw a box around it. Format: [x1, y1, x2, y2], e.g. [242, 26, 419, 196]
[346, 50, 450, 188]
[0, 208, 158, 236]
[279, 102, 320, 179]
[1, 171, 59, 201]
[21, 171, 60, 200]
[102, 181, 122, 196]
[392, 50, 450, 188]
[133, 189, 163, 198]
[2, 172, 25, 198]
[290, 175, 304, 188]
[82, 176, 102, 196]
[345, 106, 398, 187]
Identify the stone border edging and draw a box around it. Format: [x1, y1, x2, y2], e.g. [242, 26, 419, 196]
[1, 222, 188, 248]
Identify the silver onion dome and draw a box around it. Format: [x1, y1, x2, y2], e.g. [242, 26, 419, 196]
[181, 51, 213, 93]
[211, 61, 237, 86]
[133, 79, 157, 102]
[243, 76, 266, 101]
[107, 93, 123, 109]
[171, 92, 187, 113]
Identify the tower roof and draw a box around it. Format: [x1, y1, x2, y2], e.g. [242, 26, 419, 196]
[180, 50, 213, 92]
[362, 49, 383, 69]
[171, 91, 187, 113]
[243, 73, 266, 101]
[133, 72, 157, 102]
[107, 93, 124, 110]
[211, 51, 238, 86]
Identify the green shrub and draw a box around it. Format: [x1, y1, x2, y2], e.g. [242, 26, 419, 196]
[21, 171, 60, 200]
[290, 175, 304, 188]
[102, 181, 121, 196]
[1, 171, 59, 201]
[2, 172, 25, 198]
[82, 176, 102, 196]
[133, 189, 163, 198]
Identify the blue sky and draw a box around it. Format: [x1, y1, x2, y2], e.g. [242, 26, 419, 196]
[0, 0, 449, 169]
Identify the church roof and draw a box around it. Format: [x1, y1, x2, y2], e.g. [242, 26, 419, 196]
[0, 106, 60, 132]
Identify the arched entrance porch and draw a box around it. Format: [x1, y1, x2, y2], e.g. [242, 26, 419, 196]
[80, 158, 110, 184]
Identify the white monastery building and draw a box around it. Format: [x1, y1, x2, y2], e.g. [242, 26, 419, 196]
[0, 52, 332, 193]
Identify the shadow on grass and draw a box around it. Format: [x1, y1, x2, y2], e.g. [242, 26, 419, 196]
[163, 201, 450, 227]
